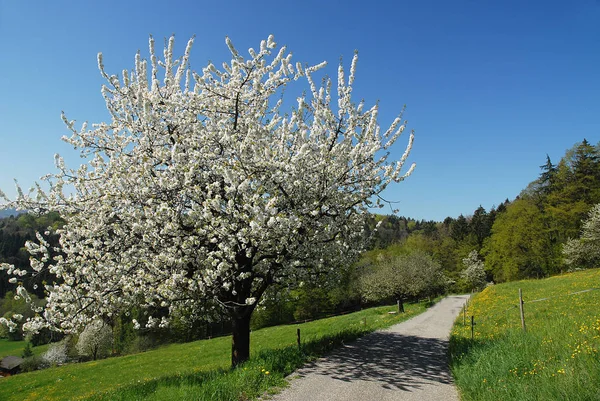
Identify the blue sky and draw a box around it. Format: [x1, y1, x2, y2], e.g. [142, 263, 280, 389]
[1, 0, 598, 221]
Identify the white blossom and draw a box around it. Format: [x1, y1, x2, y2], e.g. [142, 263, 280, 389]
[76, 320, 113, 360]
[461, 250, 487, 291]
[42, 340, 69, 367]
[563, 203, 600, 269]
[0, 35, 415, 356]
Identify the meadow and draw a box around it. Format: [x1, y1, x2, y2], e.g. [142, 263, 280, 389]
[450, 268, 600, 401]
[0, 301, 429, 401]
[0, 339, 49, 359]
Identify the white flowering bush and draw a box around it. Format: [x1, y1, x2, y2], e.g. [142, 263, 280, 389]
[76, 320, 113, 360]
[563, 203, 600, 269]
[0, 34, 415, 366]
[41, 339, 69, 368]
[461, 250, 487, 291]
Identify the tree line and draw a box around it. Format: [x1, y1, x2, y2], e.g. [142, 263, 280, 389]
[1, 139, 597, 369]
[3, 139, 599, 325]
[363, 138, 600, 291]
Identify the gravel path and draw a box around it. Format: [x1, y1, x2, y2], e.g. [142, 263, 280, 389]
[266, 295, 469, 401]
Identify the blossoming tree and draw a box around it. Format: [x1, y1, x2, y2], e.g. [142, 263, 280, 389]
[563, 203, 600, 269]
[460, 250, 487, 291]
[0, 35, 415, 366]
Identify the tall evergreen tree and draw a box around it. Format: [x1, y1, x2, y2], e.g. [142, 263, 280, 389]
[469, 206, 492, 248]
[451, 214, 469, 241]
[544, 141, 600, 242]
[496, 199, 509, 215]
[538, 154, 557, 195]
[571, 139, 600, 204]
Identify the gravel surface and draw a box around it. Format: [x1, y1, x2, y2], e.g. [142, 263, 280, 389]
[265, 295, 470, 401]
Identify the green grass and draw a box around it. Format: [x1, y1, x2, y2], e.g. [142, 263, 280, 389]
[0, 301, 430, 401]
[0, 339, 49, 359]
[450, 268, 600, 401]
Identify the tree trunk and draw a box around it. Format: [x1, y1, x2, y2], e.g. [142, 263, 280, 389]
[228, 253, 270, 368]
[231, 313, 252, 367]
[397, 298, 404, 313]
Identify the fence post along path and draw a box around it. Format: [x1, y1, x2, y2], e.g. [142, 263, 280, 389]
[519, 288, 526, 332]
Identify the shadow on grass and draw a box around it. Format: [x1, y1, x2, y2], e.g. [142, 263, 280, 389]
[87, 303, 442, 400]
[86, 328, 373, 401]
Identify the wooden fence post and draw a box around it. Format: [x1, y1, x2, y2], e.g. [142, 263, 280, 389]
[463, 304, 466, 326]
[519, 288, 526, 332]
[297, 328, 301, 349]
[471, 315, 475, 340]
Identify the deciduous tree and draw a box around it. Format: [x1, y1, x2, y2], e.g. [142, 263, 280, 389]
[0, 35, 415, 366]
[76, 320, 113, 361]
[460, 250, 487, 291]
[563, 203, 600, 269]
[483, 199, 554, 281]
[359, 250, 446, 309]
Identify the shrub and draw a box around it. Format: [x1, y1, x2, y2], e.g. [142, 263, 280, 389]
[20, 355, 43, 372]
[21, 341, 33, 358]
[41, 339, 69, 367]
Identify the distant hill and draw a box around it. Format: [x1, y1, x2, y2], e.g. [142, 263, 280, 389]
[0, 208, 23, 219]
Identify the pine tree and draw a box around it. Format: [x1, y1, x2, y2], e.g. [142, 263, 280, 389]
[451, 215, 469, 241]
[469, 206, 492, 248]
[572, 139, 600, 204]
[538, 154, 557, 195]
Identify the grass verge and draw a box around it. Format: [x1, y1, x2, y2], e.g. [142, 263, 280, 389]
[450, 268, 600, 401]
[1, 301, 430, 401]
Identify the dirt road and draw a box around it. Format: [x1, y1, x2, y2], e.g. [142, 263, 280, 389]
[266, 295, 469, 401]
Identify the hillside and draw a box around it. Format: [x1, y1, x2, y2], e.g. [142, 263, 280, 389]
[0, 302, 429, 401]
[450, 268, 600, 401]
[0, 209, 22, 219]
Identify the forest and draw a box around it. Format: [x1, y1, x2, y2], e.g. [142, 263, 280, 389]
[0, 139, 599, 349]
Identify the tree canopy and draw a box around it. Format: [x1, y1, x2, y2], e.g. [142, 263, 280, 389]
[0, 35, 415, 366]
[563, 203, 600, 269]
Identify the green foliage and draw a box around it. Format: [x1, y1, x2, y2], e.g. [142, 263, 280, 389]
[483, 199, 555, 281]
[291, 285, 335, 321]
[469, 206, 493, 248]
[21, 341, 33, 358]
[451, 214, 469, 242]
[19, 355, 44, 373]
[360, 139, 600, 287]
[367, 214, 409, 249]
[250, 289, 297, 330]
[358, 249, 447, 303]
[251, 266, 362, 330]
[111, 312, 138, 355]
